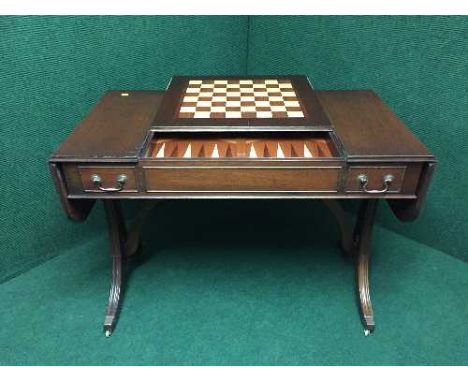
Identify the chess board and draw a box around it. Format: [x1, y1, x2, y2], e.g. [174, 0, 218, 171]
[177, 79, 305, 119]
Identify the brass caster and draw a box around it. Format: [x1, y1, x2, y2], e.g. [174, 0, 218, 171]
[364, 329, 371, 337]
[105, 329, 112, 338]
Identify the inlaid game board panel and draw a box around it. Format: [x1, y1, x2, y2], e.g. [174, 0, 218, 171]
[152, 75, 333, 129]
[146, 137, 335, 159]
[177, 79, 305, 119]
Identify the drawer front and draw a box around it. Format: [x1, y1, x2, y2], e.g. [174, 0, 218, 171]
[78, 166, 138, 193]
[144, 166, 341, 192]
[345, 166, 406, 193]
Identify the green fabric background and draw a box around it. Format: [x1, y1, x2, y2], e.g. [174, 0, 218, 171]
[0, 15, 467, 366]
[248, 16, 468, 261]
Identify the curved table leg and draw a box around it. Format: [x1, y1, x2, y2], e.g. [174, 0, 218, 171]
[354, 199, 378, 335]
[103, 200, 127, 337]
[321, 200, 354, 256]
[125, 201, 161, 257]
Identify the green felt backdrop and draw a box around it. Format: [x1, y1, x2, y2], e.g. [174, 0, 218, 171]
[1, 16, 466, 283]
[0, 16, 248, 282]
[248, 16, 468, 262]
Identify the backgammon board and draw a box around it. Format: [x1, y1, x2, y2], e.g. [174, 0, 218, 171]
[49, 75, 436, 337]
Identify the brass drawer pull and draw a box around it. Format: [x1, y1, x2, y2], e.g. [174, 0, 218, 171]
[357, 174, 395, 194]
[91, 174, 127, 192]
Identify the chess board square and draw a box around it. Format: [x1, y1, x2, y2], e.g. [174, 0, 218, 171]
[183, 96, 198, 102]
[240, 101, 256, 106]
[198, 96, 213, 102]
[240, 106, 256, 112]
[212, 96, 227, 102]
[257, 111, 273, 118]
[210, 112, 226, 118]
[178, 112, 195, 118]
[193, 111, 211, 118]
[287, 111, 304, 117]
[180, 106, 196, 113]
[226, 111, 242, 118]
[284, 101, 300, 107]
[268, 96, 284, 102]
[242, 96, 255, 102]
[287, 106, 303, 112]
[211, 106, 226, 113]
[212, 101, 226, 107]
[201, 83, 215, 89]
[181, 102, 196, 107]
[240, 87, 253, 93]
[241, 111, 257, 118]
[270, 101, 285, 106]
[271, 105, 287, 112]
[272, 111, 288, 118]
[197, 101, 212, 107]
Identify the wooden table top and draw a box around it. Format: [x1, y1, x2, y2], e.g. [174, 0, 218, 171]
[51, 75, 434, 163]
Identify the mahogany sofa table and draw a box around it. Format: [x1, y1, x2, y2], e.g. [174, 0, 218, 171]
[49, 75, 436, 337]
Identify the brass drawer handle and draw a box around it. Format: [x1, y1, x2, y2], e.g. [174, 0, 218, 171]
[357, 174, 395, 194]
[91, 174, 127, 192]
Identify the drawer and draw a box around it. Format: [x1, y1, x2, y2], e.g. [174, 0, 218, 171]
[143, 166, 341, 192]
[345, 166, 406, 193]
[78, 166, 138, 193]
